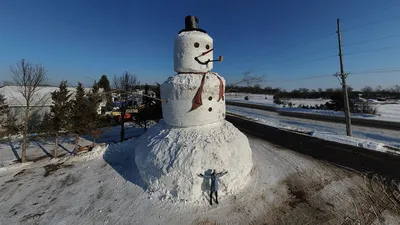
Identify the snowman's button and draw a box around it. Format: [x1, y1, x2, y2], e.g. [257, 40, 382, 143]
[208, 96, 212, 101]
[208, 107, 212, 112]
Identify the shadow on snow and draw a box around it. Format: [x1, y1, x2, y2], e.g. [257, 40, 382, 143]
[102, 138, 146, 189]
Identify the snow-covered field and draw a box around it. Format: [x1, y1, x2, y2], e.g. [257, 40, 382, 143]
[0, 135, 399, 224]
[225, 93, 329, 108]
[227, 106, 400, 151]
[226, 93, 400, 122]
[0, 86, 97, 106]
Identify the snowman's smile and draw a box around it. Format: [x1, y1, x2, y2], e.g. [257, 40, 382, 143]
[194, 48, 214, 65]
[194, 57, 210, 65]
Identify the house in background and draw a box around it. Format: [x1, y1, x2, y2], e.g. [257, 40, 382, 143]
[0, 86, 107, 120]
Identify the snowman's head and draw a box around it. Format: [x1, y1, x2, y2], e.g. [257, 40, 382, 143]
[174, 16, 215, 73]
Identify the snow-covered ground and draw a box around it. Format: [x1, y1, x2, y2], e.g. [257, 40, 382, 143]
[0, 122, 147, 167]
[1, 135, 399, 224]
[226, 93, 400, 122]
[227, 105, 400, 151]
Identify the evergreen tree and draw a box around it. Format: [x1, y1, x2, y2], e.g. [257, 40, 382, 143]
[0, 93, 7, 124]
[86, 81, 107, 146]
[0, 94, 22, 138]
[39, 112, 54, 136]
[98, 75, 110, 91]
[69, 82, 88, 154]
[49, 80, 72, 158]
[0, 93, 9, 136]
[98, 75, 112, 103]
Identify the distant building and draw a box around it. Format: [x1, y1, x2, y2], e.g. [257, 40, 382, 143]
[0, 85, 106, 116]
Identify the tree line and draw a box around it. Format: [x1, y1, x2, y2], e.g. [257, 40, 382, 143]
[0, 59, 162, 163]
[228, 84, 400, 99]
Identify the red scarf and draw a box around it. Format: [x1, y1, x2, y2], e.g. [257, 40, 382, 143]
[178, 72, 224, 111]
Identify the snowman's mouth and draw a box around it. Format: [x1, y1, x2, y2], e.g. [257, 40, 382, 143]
[194, 57, 211, 65]
[194, 48, 214, 65]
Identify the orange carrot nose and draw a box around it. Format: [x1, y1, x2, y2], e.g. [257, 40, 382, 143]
[201, 48, 214, 56]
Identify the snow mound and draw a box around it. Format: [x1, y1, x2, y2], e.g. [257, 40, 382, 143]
[134, 120, 253, 203]
[63, 144, 109, 164]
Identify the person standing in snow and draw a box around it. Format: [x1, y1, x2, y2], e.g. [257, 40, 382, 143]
[198, 169, 228, 205]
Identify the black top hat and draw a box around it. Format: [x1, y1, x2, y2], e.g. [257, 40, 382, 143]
[178, 15, 207, 34]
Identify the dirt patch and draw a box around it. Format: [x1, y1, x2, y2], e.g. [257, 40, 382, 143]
[43, 163, 73, 177]
[97, 185, 105, 199]
[5, 179, 17, 183]
[13, 169, 26, 177]
[287, 187, 308, 208]
[20, 212, 45, 223]
[249, 172, 400, 225]
[60, 174, 80, 187]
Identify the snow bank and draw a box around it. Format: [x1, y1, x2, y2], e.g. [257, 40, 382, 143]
[310, 131, 400, 155]
[134, 120, 253, 203]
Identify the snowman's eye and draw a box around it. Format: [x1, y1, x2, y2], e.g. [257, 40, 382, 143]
[194, 42, 199, 48]
[206, 44, 210, 50]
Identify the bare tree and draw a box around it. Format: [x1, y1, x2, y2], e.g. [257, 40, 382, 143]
[10, 59, 49, 163]
[113, 71, 140, 142]
[226, 71, 266, 93]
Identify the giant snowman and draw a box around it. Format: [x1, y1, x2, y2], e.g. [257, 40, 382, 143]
[135, 16, 253, 203]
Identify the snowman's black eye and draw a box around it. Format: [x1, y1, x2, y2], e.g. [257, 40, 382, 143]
[194, 42, 199, 48]
[206, 44, 210, 50]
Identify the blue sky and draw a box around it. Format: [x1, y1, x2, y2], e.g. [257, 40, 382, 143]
[1, 0, 400, 90]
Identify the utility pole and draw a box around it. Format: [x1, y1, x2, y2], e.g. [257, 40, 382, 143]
[336, 18, 352, 136]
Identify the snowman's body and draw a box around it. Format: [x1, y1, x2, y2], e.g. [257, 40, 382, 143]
[162, 30, 226, 127]
[161, 72, 225, 127]
[135, 16, 253, 203]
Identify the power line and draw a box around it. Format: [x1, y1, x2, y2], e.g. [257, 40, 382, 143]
[341, 15, 400, 32]
[221, 33, 337, 69]
[248, 46, 337, 71]
[250, 55, 338, 74]
[350, 68, 400, 74]
[341, 1, 400, 21]
[344, 45, 400, 56]
[268, 74, 335, 83]
[343, 34, 400, 46]
[264, 68, 400, 84]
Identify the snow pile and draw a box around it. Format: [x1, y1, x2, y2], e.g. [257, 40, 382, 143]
[64, 144, 109, 163]
[103, 138, 137, 160]
[134, 120, 253, 203]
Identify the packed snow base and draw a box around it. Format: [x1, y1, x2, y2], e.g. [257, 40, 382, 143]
[134, 120, 253, 203]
